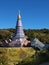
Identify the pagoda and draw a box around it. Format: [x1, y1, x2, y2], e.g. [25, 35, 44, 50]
[13, 11, 26, 40]
[9, 11, 29, 47]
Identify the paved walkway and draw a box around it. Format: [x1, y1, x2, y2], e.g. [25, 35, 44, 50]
[40, 62, 49, 65]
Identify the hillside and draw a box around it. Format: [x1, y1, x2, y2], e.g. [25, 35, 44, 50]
[0, 28, 49, 44]
[0, 47, 49, 65]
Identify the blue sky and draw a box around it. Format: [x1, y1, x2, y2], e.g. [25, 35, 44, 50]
[0, 0, 49, 29]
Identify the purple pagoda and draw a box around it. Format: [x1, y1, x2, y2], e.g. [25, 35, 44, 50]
[8, 11, 29, 47]
[13, 11, 26, 41]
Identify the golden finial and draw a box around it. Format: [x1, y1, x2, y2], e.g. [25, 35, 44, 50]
[18, 11, 21, 20]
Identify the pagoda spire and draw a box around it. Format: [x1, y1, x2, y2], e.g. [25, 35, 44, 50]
[18, 11, 21, 20]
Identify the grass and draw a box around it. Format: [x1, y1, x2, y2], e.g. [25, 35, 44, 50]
[0, 47, 35, 65]
[0, 47, 49, 65]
